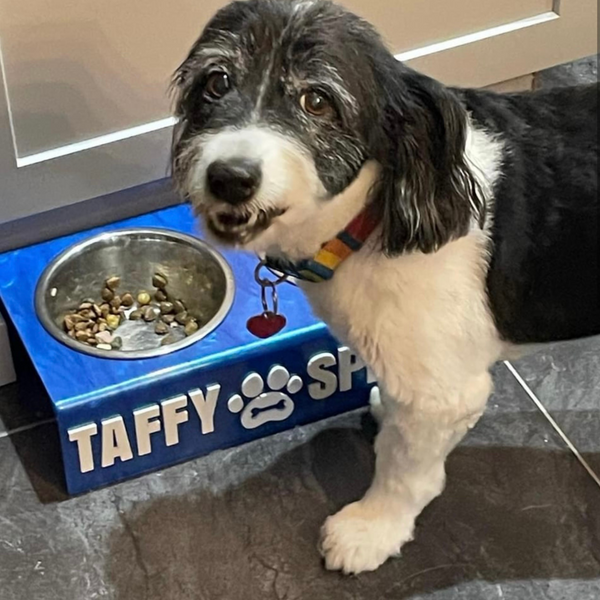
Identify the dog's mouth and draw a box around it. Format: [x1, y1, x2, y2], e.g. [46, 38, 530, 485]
[205, 207, 286, 245]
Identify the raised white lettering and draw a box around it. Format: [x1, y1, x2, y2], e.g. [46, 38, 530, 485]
[133, 404, 161, 456]
[189, 384, 221, 434]
[307, 352, 337, 400]
[337, 347, 367, 392]
[68, 423, 98, 473]
[101, 416, 134, 468]
[161, 395, 189, 447]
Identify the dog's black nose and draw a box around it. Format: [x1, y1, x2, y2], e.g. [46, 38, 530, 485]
[206, 159, 261, 205]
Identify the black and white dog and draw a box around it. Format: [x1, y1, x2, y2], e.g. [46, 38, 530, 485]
[171, 0, 599, 574]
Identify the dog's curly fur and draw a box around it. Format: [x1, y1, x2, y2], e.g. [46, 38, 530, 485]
[171, 0, 599, 574]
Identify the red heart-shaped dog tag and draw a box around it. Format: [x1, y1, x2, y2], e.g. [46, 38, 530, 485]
[246, 312, 287, 338]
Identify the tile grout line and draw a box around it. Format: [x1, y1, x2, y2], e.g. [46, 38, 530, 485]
[0, 417, 56, 439]
[503, 360, 600, 489]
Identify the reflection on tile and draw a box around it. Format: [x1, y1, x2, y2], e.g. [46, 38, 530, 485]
[1, 366, 598, 600]
[511, 338, 600, 412]
[509, 336, 600, 475]
[534, 55, 598, 88]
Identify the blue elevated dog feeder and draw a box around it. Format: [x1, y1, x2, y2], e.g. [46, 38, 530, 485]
[0, 204, 374, 494]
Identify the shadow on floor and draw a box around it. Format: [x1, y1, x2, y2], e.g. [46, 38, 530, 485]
[105, 422, 600, 600]
[6, 423, 68, 503]
[0, 316, 55, 434]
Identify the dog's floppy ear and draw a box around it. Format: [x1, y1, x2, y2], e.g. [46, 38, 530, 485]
[370, 63, 485, 255]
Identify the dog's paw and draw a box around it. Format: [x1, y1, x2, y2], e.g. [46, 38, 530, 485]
[319, 501, 414, 575]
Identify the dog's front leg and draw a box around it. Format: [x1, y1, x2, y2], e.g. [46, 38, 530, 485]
[320, 373, 492, 574]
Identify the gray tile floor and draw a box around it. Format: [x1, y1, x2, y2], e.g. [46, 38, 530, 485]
[1, 57, 598, 599]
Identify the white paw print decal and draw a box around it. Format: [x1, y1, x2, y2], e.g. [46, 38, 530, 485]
[227, 365, 303, 429]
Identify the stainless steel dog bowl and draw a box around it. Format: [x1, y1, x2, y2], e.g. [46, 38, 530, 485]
[36, 228, 235, 359]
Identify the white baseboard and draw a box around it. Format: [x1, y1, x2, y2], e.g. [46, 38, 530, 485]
[0, 313, 16, 387]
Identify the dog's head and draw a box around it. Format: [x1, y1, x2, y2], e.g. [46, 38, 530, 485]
[172, 0, 484, 256]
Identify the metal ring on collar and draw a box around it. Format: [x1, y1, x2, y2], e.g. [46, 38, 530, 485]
[254, 259, 288, 286]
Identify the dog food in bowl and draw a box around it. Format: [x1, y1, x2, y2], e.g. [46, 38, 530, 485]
[36, 229, 235, 359]
[61, 272, 201, 351]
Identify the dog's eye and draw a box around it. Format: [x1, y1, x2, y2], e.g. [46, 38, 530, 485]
[205, 72, 231, 99]
[300, 90, 333, 117]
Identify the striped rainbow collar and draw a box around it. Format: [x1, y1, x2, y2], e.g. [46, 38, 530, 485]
[264, 206, 379, 283]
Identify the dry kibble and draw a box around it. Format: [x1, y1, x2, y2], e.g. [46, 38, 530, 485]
[78, 309, 96, 320]
[105, 276, 121, 291]
[159, 301, 174, 314]
[137, 291, 151, 306]
[173, 299, 186, 314]
[121, 293, 134, 307]
[95, 330, 113, 345]
[184, 319, 199, 336]
[152, 272, 168, 289]
[106, 314, 120, 330]
[143, 306, 158, 322]
[175, 311, 189, 325]
[154, 321, 169, 335]
[73, 312, 86, 322]
[160, 333, 178, 346]
[63, 315, 75, 331]
[61, 269, 199, 353]
[154, 289, 168, 302]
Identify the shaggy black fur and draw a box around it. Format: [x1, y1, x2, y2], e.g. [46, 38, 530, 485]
[460, 84, 599, 343]
[172, 0, 598, 345]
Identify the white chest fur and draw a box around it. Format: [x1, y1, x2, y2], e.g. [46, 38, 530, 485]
[303, 230, 503, 404]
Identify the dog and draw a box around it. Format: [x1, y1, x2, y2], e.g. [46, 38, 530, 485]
[171, 0, 599, 574]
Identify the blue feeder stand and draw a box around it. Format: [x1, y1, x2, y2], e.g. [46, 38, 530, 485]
[0, 204, 374, 495]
